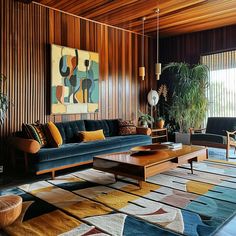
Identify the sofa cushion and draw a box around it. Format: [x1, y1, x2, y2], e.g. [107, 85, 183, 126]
[191, 133, 228, 144]
[79, 129, 105, 142]
[118, 120, 136, 135]
[206, 117, 236, 136]
[22, 122, 48, 147]
[55, 120, 86, 143]
[117, 135, 151, 147]
[34, 135, 151, 163]
[84, 120, 110, 137]
[35, 137, 123, 162]
[45, 122, 63, 147]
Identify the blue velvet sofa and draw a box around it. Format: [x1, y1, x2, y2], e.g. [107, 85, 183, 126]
[11, 119, 152, 178]
[190, 117, 236, 159]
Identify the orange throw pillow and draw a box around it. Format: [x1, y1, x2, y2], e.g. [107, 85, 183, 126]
[79, 129, 105, 142]
[46, 121, 63, 147]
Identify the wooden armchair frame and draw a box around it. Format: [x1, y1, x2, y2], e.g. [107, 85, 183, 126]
[190, 128, 236, 160]
[226, 131, 236, 159]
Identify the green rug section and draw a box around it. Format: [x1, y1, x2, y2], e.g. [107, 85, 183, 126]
[1, 160, 236, 236]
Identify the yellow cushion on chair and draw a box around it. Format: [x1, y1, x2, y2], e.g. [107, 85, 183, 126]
[79, 129, 105, 142]
[46, 121, 63, 147]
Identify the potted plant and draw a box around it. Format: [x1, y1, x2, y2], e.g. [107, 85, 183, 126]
[138, 110, 154, 128]
[155, 84, 168, 129]
[162, 62, 209, 144]
[156, 117, 165, 129]
[0, 74, 9, 125]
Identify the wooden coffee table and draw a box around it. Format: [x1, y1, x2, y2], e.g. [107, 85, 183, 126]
[93, 144, 207, 188]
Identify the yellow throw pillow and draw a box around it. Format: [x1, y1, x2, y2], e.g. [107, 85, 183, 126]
[46, 121, 63, 147]
[79, 129, 105, 142]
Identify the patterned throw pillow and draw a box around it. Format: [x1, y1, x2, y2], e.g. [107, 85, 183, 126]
[118, 120, 137, 135]
[22, 121, 48, 147]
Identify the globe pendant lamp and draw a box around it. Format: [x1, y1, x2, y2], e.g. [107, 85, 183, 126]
[147, 89, 159, 128]
[155, 9, 161, 80]
[139, 17, 146, 80]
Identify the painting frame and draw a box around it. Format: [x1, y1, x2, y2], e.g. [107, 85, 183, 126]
[50, 44, 99, 115]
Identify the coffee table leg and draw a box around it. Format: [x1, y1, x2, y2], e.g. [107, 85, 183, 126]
[114, 174, 118, 182]
[138, 180, 143, 189]
[190, 161, 194, 174]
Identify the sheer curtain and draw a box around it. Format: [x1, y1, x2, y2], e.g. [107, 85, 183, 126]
[201, 50, 236, 122]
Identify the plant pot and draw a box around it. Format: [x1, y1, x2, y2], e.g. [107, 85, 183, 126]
[175, 132, 190, 145]
[140, 120, 148, 128]
[156, 120, 165, 129]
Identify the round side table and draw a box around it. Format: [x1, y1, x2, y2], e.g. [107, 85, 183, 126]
[0, 195, 22, 228]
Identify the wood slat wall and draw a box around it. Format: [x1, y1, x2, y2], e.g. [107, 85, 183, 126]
[0, 0, 156, 164]
[160, 24, 236, 65]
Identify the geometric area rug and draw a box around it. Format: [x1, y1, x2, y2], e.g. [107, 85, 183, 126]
[1, 160, 236, 235]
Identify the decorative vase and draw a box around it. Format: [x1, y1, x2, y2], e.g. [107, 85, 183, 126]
[156, 119, 165, 129]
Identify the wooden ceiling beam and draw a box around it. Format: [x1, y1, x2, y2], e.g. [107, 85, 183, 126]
[33, 0, 236, 36]
[159, 12, 236, 36]
[115, 0, 206, 31]
[80, 0, 139, 18]
[134, 0, 236, 33]
[91, 0, 158, 25]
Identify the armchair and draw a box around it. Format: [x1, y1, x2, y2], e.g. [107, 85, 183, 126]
[190, 117, 236, 160]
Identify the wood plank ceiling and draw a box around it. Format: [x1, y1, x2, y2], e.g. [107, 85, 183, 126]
[34, 0, 236, 37]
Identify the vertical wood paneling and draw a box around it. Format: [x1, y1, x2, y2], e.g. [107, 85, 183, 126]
[0, 0, 155, 164]
[160, 24, 236, 65]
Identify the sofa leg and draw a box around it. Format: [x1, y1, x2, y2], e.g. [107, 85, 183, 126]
[51, 171, 55, 180]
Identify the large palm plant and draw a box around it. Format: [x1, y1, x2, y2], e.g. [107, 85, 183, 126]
[162, 62, 209, 133]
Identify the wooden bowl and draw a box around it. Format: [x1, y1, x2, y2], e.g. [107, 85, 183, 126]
[0, 195, 22, 228]
[130, 144, 169, 152]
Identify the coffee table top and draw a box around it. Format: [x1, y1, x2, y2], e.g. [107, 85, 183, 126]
[94, 144, 206, 167]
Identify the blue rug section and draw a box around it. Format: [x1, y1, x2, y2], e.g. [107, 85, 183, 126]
[123, 216, 179, 236]
[208, 148, 236, 161]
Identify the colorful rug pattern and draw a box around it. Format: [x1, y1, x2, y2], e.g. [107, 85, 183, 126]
[1, 160, 236, 236]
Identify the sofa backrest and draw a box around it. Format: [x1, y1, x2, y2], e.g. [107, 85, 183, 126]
[55, 120, 86, 143]
[55, 119, 120, 143]
[206, 117, 236, 136]
[84, 119, 119, 137]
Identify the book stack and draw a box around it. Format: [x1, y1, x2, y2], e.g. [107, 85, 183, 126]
[161, 142, 183, 150]
[169, 143, 182, 149]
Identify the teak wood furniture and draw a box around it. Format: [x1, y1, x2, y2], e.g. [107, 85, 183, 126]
[93, 144, 207, 188]
[151, 128, 168, 143]
[190, 117, 236, 160]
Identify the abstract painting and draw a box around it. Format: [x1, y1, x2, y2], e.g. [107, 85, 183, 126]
[51, 44, 99, 114]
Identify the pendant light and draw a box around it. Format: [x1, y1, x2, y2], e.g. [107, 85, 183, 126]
[155, 8, 161, 80]
[139, 17, 146, 80]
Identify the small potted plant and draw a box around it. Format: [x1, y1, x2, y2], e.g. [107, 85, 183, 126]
[138, 110, 154, 128]
[0, 74, 9, 125]
[156, 117, 165, 129]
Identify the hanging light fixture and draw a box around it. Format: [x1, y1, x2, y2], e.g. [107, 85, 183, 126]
[139, 17, 146, 80]
[155, 8, 161, 80]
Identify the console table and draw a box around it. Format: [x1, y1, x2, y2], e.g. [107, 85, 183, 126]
[151, 128, 168, 143]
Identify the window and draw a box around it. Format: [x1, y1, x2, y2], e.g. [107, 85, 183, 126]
[201, 50, 236, 119]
